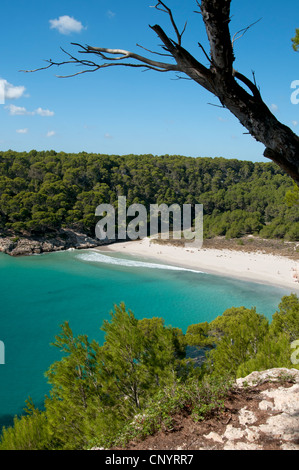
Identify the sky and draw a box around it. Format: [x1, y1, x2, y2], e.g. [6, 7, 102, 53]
[0, 0, 298, 163]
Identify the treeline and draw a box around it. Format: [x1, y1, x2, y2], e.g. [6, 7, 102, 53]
[0, 150, 298, 240]
[0, 294, 298, 450]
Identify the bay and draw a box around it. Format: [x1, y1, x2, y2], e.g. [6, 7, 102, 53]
[0, 248, 291, 428]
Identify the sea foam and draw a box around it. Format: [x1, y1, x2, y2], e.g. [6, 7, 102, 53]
[76, 250, 203, 274]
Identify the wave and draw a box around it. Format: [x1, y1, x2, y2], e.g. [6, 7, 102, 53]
[76, 251, 203, 274]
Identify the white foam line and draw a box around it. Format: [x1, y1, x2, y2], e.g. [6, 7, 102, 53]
[76, 251, 203, 274]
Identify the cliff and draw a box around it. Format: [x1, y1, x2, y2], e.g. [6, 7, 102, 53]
[0, 229, 103, 256]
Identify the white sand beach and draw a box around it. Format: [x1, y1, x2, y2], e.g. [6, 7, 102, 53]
[99, 238, 299, 292]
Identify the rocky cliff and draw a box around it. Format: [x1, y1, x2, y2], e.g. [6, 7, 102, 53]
[0, 229, 104, 256]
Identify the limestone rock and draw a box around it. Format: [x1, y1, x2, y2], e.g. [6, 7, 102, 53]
[0, 229, 106, 256]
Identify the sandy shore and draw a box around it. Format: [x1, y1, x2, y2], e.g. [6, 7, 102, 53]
[98, 238, 299, 292]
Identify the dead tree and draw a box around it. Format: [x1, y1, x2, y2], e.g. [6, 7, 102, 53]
[25, 1, 299, 185]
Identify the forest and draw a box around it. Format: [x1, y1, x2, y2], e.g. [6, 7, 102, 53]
[0, 294, 298, 450]
[0, 150, 298, 241]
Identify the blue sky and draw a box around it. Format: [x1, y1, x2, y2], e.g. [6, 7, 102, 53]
[0, 0, 298, 162]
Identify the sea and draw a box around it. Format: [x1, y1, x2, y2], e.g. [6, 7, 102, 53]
[0, 248, 293, 428]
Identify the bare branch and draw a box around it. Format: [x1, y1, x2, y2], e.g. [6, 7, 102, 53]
[151, 1, 186, 45]
[251, 70, 260, 91]
[136, 43, 172, 57]
[233, 69, 262, 100]
[56, 68, 101, 78]
[20, 62, 55, 73]
[207, 102, 226, 108]
[21, 42, 180, 77]
[232, 18, 262, 47]
[172, 74, 193, 81]
[198, 42, 213, 64]
[76, 44, 179, 71]
[149, 23, 215, 93]
[181, 21, 188, 38]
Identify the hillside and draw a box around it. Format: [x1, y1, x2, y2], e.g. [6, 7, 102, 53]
[107, 368, 299, 451]
[0, 151, 298, 245]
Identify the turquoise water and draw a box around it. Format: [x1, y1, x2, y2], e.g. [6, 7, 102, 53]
[0, 248, 292, 428]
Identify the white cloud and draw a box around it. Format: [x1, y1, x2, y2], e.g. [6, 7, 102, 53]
[46, 131, 56, 137]
[292, 120, 298, 126]
[35, 107, 54, 117]
[106, 10, 116, 19]
[104, 133, 113, 139]
[0, 78, 25, 100]
[16, 128, 28, 134]
[5, 104, 30, 115]
[217, 116, 228, 122]
[49, 15, 85, 35]
[271, 103, 278, 112]
[5, 104, 54, 116]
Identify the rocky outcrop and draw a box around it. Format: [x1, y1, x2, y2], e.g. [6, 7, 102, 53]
[0, 229, 105, 256]
[110, 368, 299, 451]
[212, 368, 299, 450]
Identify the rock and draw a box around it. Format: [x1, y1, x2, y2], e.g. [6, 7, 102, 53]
[223, 441, 262, 450]
[235, 367, 299, 387]
[261, 383, 299, 414]
[0, 229, 108, 256]
[258, 413, 299, 442]
[224, 368, 299, 450]
[238, 408, 258, 426]
[259, 399, 274, 411]
[203, 432, 224, 443]
[223, 424, 246, 441]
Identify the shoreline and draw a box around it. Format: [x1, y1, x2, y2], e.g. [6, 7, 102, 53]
[0, 229, 103, 256]
[1, 231, 298, 292]
[98, 238, 299, 293]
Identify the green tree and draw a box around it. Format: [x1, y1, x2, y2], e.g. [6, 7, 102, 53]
[285, 183, 299, 207]
[270, 294, 299, 342]
[99, 303, 184, 414]
[237, 333, 296, 377]
[44, 321, 104, 449]
[292, 28, 299, 51]
[185, 321, 214, 347]
[0, 400, 50, 451]
[206, 307, 269, 378]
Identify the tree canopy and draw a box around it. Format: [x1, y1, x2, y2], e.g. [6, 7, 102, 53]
[0, 150, 297, 241]
[292, 28, 299, 51]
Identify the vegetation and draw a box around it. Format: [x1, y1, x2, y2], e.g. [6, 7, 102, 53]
[292, 28, 299, 51]
[0, 294, 298, 450]
[0, 150, 298, 241]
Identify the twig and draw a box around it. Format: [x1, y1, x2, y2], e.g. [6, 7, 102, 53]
[232, 18, 262, 47]
[198, 42, 213, 64]
[151, 1, 186, 45]
[21, 42, 180, 77]
[136, 43, 172, 57]
[208, 103, 226, 109]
